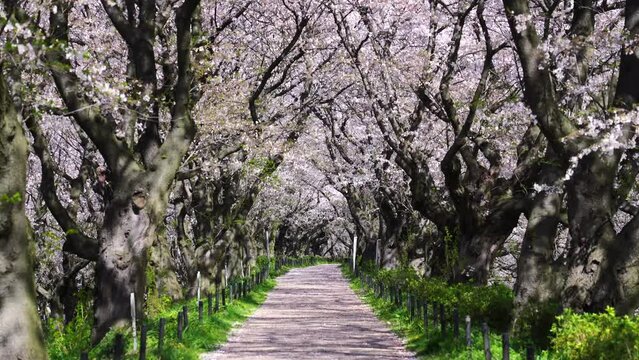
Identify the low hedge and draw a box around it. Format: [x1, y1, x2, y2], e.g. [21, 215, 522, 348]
[361, 262, 514, 332]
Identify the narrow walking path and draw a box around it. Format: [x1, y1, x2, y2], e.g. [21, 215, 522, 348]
[202, 264, 415, 359]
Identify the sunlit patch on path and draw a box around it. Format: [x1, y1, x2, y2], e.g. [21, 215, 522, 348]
[202, 264, 415, 359]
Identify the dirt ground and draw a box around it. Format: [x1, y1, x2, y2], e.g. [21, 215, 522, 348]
[201, 264, 415, 359]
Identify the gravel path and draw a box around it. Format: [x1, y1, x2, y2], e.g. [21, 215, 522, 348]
[201, 264, 415, 359]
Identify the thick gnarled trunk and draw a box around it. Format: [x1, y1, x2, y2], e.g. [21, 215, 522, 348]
[513, 160, 564, 315]
[561, 153, 620, 311]
[92, 176, 155, 342]
[0, 71, 46, 359]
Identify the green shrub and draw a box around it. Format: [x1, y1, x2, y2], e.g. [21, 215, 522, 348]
[456, 282, 513, 332]
[550, 307, 639, 360]
[368, 265, 513, 332]
[46, 292, 92, 360]
[514, 300, 561, 349]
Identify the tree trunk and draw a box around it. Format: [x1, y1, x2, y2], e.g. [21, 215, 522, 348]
[149, 227, 182, 301]
[560, 152, 619, 311]
[92, 176, 155, 343]
[456, 198, 526, 284]
[0, 70, 46, 359]
[513, 160, 564, 313]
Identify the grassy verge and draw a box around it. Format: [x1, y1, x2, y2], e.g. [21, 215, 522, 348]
[341, 264, 546, 360]
[47, 279, 276, 360]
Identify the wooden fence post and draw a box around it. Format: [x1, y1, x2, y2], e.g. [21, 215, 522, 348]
[465, 315, 472, 347]
[196, 271, 201, 304]
[215, 285, 220, 312]
[139, 323, 147, 360]
[207, 293, 213, 316]
[158, 318, 166, 353]
[80, 352, 88, 360]
[482, 322, 492, 360]
[432, 302, 438, 324]
[526, 345, 535, 360]
[222, 286, 226, 306]
[409, 294, 415, 321]
[198, 301, 203, 321]
[130, 293, 137, 351]
[453, 307, 460, 338]
[113, 334, 124, 360]
[177, 313, 184, 341]
[183, 305, 189, 328]
[439, 303, 446, 335]
[423, 300, 428, 331]
[502, 332, 510, 360]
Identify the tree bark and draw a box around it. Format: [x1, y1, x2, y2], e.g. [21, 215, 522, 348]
[513, 157, 564, 313]
[0, 69, 46, 359]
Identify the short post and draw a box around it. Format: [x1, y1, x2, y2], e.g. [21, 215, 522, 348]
[198, 300, 203, 321]
[197, 271, 201, 303]
[139, 323, 147, 360]
[453, 307, 460, 338]
[502, 332, 510, 360]
[222, 286, 226, 306]
[158, 318, 166, 353]
[352, 235, 358, 274]
[526, 345, 535, 360]
[440, 303, 446, 335]
[215, 285, 220, 312]
[423, 300, 428, 331]
[130, 293, 137, 351]
[207, 293, 213, 316]
[183, 305, 189, 328]
[177, 313, 184, 341]
[465, 315, 472, 347]
[409, 294, 414, 321]
[432, 302, 438, 324]
[80, 352, 88, 360]
[482, 322, 492, 360]
[113, 334, 124, 360]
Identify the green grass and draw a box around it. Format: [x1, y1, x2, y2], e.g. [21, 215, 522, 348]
[342, 265, 549, 359]
[87, 278, 276, 359]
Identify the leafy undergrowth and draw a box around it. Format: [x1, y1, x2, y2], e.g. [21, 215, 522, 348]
[343, 266, 544, 360]
[550, 308, 639, 360]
